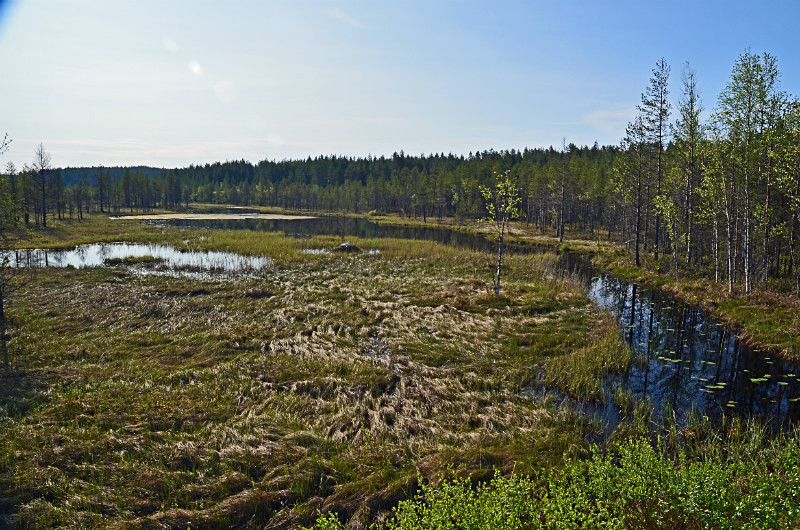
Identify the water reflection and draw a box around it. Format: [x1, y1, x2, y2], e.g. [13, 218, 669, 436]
[4, 244, 271, 276]
[587, 272, 800, 427]
[149, 216, 500, 252]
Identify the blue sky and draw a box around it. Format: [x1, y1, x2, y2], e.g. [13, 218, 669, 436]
[1, 0, 798, 168]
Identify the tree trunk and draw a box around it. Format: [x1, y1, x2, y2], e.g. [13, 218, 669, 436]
[654, 144, 662, 261]
[0, 270, 8, 369]
[763, 168, 772, 286]
[744, 166, 751, 293]
[635, 162, 642, 267]
[713, 215, 720, 284]
[40, 171, 47, 228]
[672, 229, 679, 280]
[494, 217, 506, 297]
[725, 190, 734, 293]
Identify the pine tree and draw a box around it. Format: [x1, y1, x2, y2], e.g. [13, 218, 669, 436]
[639, 58, 671, 261]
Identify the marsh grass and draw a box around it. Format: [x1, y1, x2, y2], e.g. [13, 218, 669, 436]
[0, 230, 620, 528]
[103, 255, 165, 266]
[544, 313, 632, 403]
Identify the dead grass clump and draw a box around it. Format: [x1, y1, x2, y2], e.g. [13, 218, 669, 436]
[2, 240, 603, 527]
[242, 286, 273, 299]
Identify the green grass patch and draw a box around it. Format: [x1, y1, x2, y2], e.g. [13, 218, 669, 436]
[1, 229, 607, 527]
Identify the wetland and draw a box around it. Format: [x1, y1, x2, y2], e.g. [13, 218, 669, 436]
[1, 214, 799, 528]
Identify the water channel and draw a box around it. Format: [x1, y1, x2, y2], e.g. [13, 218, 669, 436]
[145, 215, 501, 252]
[583, 271, 799, 430]
[12, 214, 800, 429]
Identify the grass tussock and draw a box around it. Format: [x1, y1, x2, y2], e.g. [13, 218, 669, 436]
[0, 231, 614, 528]
[544, 312, 631, 402]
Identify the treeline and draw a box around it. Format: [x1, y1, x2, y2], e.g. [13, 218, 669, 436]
[3, 143, 620, 231]
[1, 161, 164, 225]
[1, 50, 798, 293]
[614, 52, 800, 293]
[176, 145, 618, 231]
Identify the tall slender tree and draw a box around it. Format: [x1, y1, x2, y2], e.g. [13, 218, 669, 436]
[32, 143, 51, 228]
[672, 62, 703, 265]
[715, 50, 785, 292]
[481, 170, 521, 297]
[0, 133, 17, 368]
[639, 58, 671, 261]
[616, 114, 649, 267]
[558, 138, 569, 242]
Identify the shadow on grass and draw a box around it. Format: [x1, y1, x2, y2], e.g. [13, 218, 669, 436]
[0, 360, 49, 420]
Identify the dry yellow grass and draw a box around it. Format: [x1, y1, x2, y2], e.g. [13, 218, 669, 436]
[1, 235, 619, 528]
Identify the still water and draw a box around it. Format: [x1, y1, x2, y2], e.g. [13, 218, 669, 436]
[148, 215, 501, 252]
[5, 243, 271, 275]
[584, 272, 800, 428]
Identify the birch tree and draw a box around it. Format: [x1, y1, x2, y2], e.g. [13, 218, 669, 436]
[672, 62, 704, 265]
[481, 170, 521, 297]
[716, 50, 785, 291]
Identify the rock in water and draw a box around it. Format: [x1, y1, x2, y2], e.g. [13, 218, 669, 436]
[331, 242, 360, 253]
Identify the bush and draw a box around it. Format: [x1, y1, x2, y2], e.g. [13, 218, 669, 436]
[308, 432, 800, 529]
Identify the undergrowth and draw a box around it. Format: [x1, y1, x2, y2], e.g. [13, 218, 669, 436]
[310, 419, 800, 529]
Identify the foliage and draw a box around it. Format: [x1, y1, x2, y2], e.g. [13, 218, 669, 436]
[386, 471, 537, 529]
[479, 170, 521, 296]
[310, 426, 800, 529]
[479, 170, 521, 232]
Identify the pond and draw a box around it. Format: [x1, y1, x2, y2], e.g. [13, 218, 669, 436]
[4, 243, 272, 277]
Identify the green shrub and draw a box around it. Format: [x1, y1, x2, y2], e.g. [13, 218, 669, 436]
[308, 432, 800, 529]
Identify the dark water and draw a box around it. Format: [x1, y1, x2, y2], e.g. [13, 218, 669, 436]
[149, 215, 502, 253]
[585, 272, 800, 428]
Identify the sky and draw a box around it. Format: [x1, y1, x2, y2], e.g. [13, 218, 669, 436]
[0, 0, 799, 169]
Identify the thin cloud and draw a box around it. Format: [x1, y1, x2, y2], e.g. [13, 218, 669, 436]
[325, 8, 364, 29]
[582, 106, 637, 141]
[35, 136, 294, 167]
[213, 80, 236, 102]
[161, 37, 178, 53]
